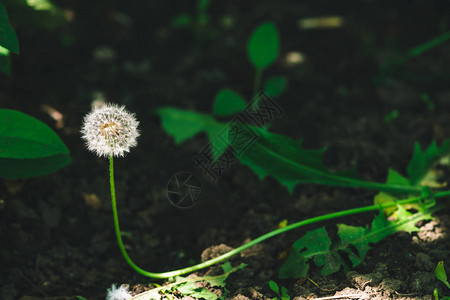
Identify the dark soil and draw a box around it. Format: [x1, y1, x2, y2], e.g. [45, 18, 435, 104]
[1, 1, 450, 299]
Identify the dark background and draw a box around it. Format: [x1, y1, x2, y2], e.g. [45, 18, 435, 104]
[1, 0, 450, 299]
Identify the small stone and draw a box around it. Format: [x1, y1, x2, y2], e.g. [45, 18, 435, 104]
[347, 271, 382, 290]
[379, 278, 403, 296]
[201, 244, 234, 262]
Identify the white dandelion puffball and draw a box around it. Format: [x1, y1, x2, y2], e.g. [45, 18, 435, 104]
[81, 103, 139, 157]
[106, 284, 132, 300]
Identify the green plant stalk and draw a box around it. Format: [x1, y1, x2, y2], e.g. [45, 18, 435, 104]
[109, 156, 450, 279]
[397, 31, 450, 66]
[253, 68, 263, 98]
[375, 31, 450, 84]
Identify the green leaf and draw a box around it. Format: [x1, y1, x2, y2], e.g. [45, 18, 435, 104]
[0, 153, 71, 179]
[0, 0, 19, 54]
[435, 261, 450, 289]
[131, 263, 246, 300]
[156, 107, 229, 160]
[0, 109, 69, 159]
[156, 107, 224, 144]
[337, 224, 368, 267]
[230, 126, 364, 193]
[229, 126, 424, 194]
[280, 207, 434, 279]
[176, 282, 218, 299]
[280, 286, 289, 300]
[248, 22, 280, 70]
[278, 246, 309, 279]
[213, 88, 247, 117]
[269, 280, 279, 294]
[296, 226, 347, 276]
[0, 110, 70, 179]
[264, 76, 288, 97]
[0, 44, 10, 74]
[407, 140, 450, 186]
[386, 168, 410, 186]
[221, 261, 232, 273]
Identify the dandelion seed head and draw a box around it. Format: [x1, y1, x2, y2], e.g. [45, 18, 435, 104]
[106, 284, 132, 300]
[81, 103, 139, 157]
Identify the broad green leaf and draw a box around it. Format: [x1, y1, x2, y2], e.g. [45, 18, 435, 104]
[264, 76, 288, 97]
[278, 246, 309, 279]
[290, 226, 347, 277]
[0, 109, 69, 159]
[248, 22, 279, 70]
[229, 126, 424, 194]
[156, 107, 229, 160]
[0, 44, 10, 74]
[0, 1, 19, 54]
[280, 207, 434, 279]
[229, 126, 363, 193]
[302, 227, 346, 276]
[435, 261, 450, 289]
[213, 88, 247, 117]
[337, 224, 368, 266]
[0, 153, 71, 179]
[157, 107, 221, 144]
[407, 140, 450, 186]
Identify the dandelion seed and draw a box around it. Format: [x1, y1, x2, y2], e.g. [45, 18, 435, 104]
[106, 284, 132, 300]
[81, 103, 139, 157]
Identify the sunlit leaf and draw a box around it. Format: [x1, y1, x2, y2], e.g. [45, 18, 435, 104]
[0, 0, 19, 53]
[0, 109, 70, 179]
[131, 263, 246, 300]
[0, 109, 69, 159]
[280, 207, 434, 279]
[3, 0, 67, 30]
[435, 261, 450, 289]
[0, 45, 10, 74]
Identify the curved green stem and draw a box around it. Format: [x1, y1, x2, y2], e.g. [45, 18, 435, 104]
[109, 156, 450, 279]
